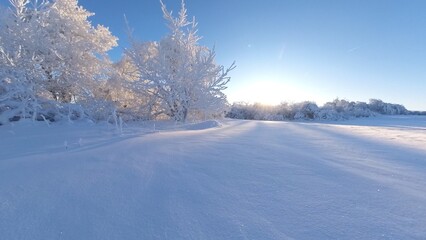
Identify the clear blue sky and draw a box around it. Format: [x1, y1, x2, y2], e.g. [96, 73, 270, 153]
[2, 0, 426, 110]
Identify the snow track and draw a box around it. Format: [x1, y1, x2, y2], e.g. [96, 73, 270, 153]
[1, 117, 426, 239]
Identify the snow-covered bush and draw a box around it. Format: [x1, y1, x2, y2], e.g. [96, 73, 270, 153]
[369, 99, 408, 115]
[317, 99, 375, 120]
[226, 102, 256, 120]
[226, 98, 409, 121]
[226, 102, 277, 120]
[292, 102, 319, 120]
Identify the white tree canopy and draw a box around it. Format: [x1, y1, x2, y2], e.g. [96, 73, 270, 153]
[0, 0, 118, 123]
[126, 0, 235, 122]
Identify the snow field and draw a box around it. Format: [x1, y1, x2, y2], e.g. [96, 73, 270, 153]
[0, 116, 426, 239]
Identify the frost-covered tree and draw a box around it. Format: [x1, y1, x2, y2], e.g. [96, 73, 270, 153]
[0, 0, 45, 123]
[0, 0, 118, 123]
[36, 0, 118, 103]
[105, 55, 162, 121]
[127, 0, 235, 122]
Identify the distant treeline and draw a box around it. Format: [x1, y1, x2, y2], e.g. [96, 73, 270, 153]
[226, 99, 426, 121]
[410, 111, 426, 116]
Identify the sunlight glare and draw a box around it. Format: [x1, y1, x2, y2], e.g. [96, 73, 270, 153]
[237, 79, 305, 105]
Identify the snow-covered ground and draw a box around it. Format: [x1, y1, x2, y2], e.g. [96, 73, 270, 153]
[1, 116, 426, 239]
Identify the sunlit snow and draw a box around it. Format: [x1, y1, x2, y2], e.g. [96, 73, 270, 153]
[1, 116, 426, 239]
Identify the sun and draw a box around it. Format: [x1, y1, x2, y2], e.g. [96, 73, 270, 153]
[236, 80, 301, 105]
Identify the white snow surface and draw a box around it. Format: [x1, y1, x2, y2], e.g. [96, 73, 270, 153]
[1, 116, 426, 239]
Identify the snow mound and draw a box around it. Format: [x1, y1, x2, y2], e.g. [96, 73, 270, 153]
[183, 120, 222, 130]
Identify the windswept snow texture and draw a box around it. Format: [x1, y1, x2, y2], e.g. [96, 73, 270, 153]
[1, 116, 426, 239]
